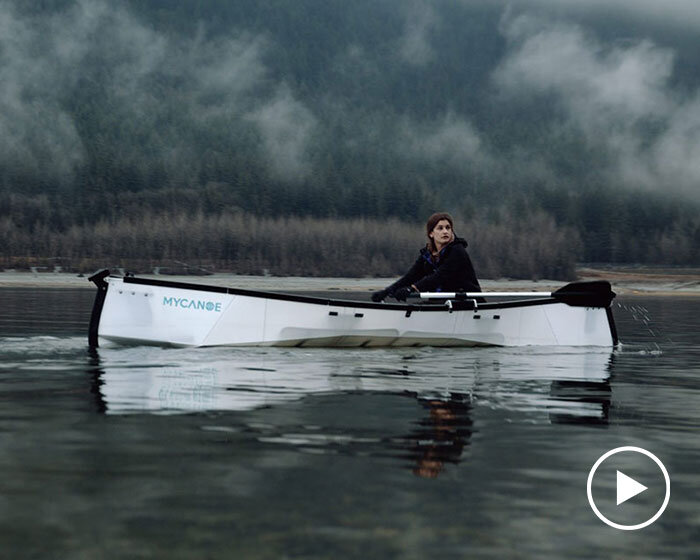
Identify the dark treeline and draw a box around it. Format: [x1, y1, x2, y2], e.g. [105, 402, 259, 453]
[2, 203, 698, 279]
[0, 209, 582, 279]
[2, 187, 699, 274]
[2, 1, 700, 276]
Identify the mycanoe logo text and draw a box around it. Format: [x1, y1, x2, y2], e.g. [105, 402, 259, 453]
[162, 296, 222, 312]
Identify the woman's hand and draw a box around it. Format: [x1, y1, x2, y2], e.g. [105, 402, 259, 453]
[371, 288, 391, 302]
[393, 286, 414, 302]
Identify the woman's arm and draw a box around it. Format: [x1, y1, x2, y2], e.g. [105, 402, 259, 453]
[371, 255, 426, 301]
[386, 256, 426, 293]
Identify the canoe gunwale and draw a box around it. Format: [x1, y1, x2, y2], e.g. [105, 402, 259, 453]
[117, 274, 574, 312]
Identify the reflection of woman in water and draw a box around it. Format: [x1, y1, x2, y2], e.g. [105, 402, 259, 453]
[401, 394, 473, 479]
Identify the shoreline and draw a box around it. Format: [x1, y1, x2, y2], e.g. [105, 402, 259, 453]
[1, 267, 699, 296]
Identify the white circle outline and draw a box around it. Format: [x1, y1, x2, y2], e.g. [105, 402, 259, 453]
[586, 446, 670, 531]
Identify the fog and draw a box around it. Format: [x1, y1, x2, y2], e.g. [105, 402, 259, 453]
[2, 0, 700, 201]
[0, 0, 317, 183]
[514, 0, 700, 31]
[493, 11, 700, 196]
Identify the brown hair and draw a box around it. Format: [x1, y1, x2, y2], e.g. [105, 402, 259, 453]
[425, 212, 455, 255]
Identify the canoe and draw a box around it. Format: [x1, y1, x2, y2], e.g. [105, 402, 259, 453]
[88, 270, 618, 348]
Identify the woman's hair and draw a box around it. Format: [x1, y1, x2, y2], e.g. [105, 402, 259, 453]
[426, 212, 455, 254]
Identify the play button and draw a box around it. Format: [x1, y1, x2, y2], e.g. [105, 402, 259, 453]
[587, 446, 670, 530]
[616, 470, 647, 505]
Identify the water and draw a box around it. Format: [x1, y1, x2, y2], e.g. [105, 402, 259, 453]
[1, 288, 699, 559]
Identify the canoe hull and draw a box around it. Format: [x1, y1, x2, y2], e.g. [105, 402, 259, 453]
[89, 272, 617, 348]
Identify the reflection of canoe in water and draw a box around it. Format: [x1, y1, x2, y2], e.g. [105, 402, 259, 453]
[88, 270, 618, 348]
[92, 346, 613, 421]
[92, 346, 612, 479]
[90, 345, 613, 483]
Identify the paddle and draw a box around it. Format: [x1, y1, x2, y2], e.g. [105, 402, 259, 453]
[411, 281, 615, 308]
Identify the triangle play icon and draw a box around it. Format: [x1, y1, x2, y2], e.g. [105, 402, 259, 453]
[617, 470, 648, 505]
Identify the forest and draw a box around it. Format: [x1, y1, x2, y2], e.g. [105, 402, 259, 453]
[1, 1, 699, 279]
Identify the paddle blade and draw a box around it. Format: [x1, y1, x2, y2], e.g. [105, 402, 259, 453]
[553, 281, 616, 307]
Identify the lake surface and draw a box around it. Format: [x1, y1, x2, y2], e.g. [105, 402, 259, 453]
[0, 288, 698, 559]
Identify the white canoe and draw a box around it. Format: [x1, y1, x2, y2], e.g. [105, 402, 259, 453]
[88, 270, 618, 348]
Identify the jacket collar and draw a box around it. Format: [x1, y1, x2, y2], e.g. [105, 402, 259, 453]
[421, 236, 468, 257]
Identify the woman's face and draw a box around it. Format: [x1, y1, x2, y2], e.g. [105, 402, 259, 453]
[429, 219, 454, 249]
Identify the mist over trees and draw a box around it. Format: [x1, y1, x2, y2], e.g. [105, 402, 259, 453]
[1, 0, 699, 278]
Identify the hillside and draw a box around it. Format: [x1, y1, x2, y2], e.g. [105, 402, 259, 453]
[1, 1, 699, 276]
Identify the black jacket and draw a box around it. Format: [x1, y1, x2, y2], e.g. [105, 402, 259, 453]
[388, 237, 481, 294]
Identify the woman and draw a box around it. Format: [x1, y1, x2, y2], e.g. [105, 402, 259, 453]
[371, 212, 481, 302]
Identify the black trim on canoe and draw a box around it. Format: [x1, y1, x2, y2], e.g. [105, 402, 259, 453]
[88, 269, 110, 347]
[115, 273, 615, 312]
[117, 274, 587, 312]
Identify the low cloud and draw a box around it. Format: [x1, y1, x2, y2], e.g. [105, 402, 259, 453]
[4, 0, 700, 201]
[397, 112, 487, 170]
[0, 0, 316, 183]
[495, 14, 673, 128]
[493, 12, 700, 196]
[398, 0, 438, 66]
[518, 0, 700, 31]
[0, 3, 85, 178]
[248, 85, 318, 182]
